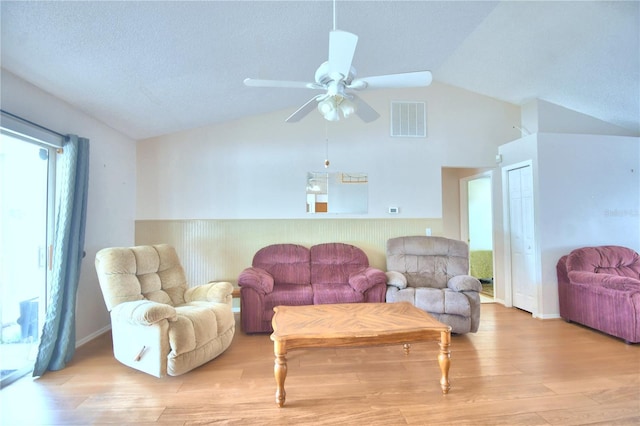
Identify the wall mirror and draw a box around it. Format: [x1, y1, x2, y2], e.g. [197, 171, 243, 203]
[306, 172, 368, 214]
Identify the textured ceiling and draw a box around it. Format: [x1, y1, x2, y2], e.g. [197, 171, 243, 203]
[1, 1, 638, 140]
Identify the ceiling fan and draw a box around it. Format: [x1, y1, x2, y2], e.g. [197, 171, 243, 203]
[243, 5, 432, 123]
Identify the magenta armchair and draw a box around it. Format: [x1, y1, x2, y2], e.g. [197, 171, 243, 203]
[238, 243, 386, 333]
[557, 245, 640, 344]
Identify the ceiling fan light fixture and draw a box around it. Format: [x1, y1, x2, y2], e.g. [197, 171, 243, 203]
[318, 97, 335, 115]
[339, 98, 355, 118]
[318, 95, 356, 121]
[318, 97, 339, 121]
[325, 106, 340, 121]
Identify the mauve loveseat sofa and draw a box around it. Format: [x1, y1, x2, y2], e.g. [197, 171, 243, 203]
[557, 245, 640, 344]
[238, 242, 386, 333]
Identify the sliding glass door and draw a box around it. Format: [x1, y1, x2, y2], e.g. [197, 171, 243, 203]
[0, 132, 55, 387]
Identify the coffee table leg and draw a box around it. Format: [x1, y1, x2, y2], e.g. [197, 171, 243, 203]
[274, 340, 287, 407]
[438, 330, 451, 394]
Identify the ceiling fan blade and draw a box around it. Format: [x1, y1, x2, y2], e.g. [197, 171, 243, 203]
[328, 30, 358, 79]
[350, 94, 380, 123]
[351, 71, 432, 90]
[285, 95, 322, 123]
[244, 78, 320, 90]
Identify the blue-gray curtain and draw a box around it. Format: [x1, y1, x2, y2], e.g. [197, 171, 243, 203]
[33, 134, 90, 376]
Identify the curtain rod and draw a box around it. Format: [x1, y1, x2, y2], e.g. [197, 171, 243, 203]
[1, 109, 65, 138]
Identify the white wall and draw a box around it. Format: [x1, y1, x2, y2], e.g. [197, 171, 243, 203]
[137, 82, 521, 220]
[497, 130, 640, 318]
[522, 99, 638, 137]
[537, 133, 640, 316]
[1, 69, 137, 344]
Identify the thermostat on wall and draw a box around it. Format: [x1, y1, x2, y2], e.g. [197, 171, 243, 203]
[388, 206, 399, 214]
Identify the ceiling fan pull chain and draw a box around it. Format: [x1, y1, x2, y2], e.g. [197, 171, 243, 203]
[324, 123, 330, 168]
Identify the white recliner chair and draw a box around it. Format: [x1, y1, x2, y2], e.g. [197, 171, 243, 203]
[95, 244, 235, 377]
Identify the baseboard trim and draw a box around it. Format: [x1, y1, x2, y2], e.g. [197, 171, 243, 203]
[535, 313, 562, 320]
[76, 325, 111, 348]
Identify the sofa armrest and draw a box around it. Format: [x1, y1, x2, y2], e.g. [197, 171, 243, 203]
[185, 281, 234, 304]
[385, 271, 408, 289]
[568, 271, 640, 290]
[349, 267, 387, 293]
[238, 267, 274, 294]
[111, 300, 177, 326]
[448, 275, 482, 292]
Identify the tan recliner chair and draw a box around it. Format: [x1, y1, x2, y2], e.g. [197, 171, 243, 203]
[95, 244, 235, 377]
[386, 236, 482, 334]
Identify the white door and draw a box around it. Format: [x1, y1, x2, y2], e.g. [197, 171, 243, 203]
[508, 165, 536, 313]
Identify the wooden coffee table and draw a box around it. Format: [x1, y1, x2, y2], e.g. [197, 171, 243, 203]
[270, 302, 451, 407]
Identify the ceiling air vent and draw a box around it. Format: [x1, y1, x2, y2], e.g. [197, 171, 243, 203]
[390, 101, 426, 138]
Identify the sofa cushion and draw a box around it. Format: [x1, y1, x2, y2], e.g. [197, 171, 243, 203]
[135, 245, 188, 306]
[168, 324, 235, 377]
[169, 304, 219, 356]
[95, 248, 146, 310]
[187, 300, 236, 336]
[310, 243, 369, 284]
[263, 283, 314, 320]
[312, 283, 364, 304]
[414, 288, 470, 316]
[95, 244, 188, 310]
[567, 246, 640, 278]
[253, 244, 311, 285]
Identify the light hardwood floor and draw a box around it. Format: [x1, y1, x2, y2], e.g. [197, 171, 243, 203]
[1, 303, 639, 425]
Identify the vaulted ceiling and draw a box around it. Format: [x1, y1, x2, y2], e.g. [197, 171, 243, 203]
[1, 1, 638, 140]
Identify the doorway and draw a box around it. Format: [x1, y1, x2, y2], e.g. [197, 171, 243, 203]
[460, 172, 494, 299]
[0, 129, 55, 387]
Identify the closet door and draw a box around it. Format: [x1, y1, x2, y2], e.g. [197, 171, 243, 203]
[508, 165, 536, 313]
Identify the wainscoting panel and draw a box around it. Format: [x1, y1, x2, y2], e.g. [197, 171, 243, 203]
[135, 218, 442, 286]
